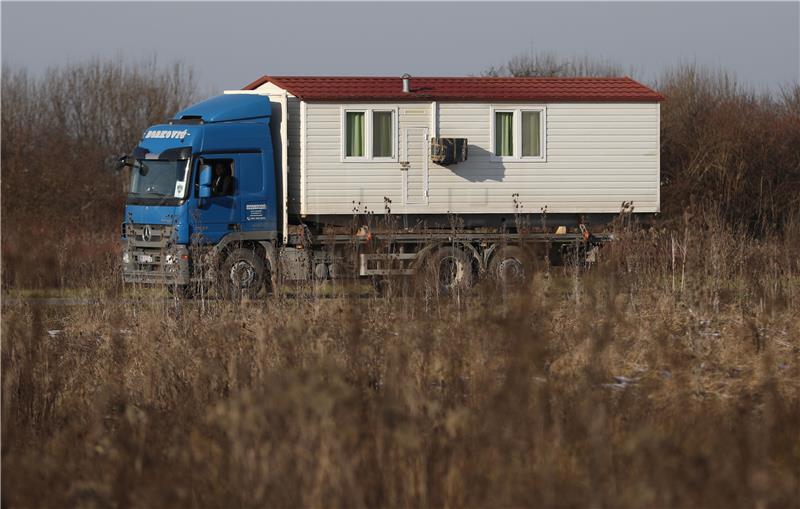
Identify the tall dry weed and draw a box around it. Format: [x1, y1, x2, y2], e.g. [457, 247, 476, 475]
[3, 241, 799, 507]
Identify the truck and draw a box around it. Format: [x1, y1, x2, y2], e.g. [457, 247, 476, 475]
[120, 75, 662, 297]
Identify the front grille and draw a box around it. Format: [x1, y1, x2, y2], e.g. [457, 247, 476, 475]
[122, 224, 188, 285]
[124, 224, 175, 248]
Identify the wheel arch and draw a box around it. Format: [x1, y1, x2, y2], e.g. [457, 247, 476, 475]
[213, 233, 276, 272]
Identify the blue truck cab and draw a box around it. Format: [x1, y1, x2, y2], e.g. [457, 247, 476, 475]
[121, 94, 278, 293]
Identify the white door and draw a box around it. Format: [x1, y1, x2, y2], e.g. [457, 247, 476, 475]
[402, 127, 429, 205]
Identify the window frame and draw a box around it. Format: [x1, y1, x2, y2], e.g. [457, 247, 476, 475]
[341, 106, 399, 162]
[489, 106, 547, 162]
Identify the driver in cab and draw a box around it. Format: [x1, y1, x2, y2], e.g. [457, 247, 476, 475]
[211, 161, 233, 196]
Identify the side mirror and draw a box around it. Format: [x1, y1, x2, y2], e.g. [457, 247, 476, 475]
[198, 164, 213, 198]
[116, 155, 132, 170]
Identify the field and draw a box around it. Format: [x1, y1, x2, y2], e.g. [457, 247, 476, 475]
[2, 59, 800, 507]
[3, 213, 799, 508]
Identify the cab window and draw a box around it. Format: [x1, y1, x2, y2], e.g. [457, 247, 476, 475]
[196, 159, 235, 197]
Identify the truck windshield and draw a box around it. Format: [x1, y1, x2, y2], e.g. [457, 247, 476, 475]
[128, 159, 190, 199]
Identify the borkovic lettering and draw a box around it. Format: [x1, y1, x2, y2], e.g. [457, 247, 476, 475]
[144, 129, 190, 139]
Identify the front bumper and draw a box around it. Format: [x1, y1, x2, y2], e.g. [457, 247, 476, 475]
[122, 243, 191, 285]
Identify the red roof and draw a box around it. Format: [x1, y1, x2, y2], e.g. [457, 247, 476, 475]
[242, 75, 663, 102]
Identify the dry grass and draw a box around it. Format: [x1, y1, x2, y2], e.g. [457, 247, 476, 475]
[3, 57, 800, 507]
[3, 213, 799, 508]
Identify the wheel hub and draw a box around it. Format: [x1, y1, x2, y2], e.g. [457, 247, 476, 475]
[497, 258, 524, 283]
[230, 261, 256, 288]
[438, 256, 463, 289]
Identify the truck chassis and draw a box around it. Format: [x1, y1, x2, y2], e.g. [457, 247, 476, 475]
[123, 221, 608, 297]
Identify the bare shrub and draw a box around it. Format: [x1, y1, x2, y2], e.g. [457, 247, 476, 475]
[1, 58, 197, 289]
[657, 65, 800, 232]
[483, 50, 630, 77]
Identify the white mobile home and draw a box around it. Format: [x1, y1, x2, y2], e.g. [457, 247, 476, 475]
[229, 75, 662, 224]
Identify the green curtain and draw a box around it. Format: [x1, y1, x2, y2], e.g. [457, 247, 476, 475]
[495, 112, 514, 156]
[346, 112, 365, 157]
[522, 111, 541, 157]
[372, 111, 393, 157]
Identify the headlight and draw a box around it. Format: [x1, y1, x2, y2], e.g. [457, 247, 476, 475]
[122, 251, 131, 264]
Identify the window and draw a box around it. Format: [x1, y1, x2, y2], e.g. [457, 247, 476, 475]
[210, 160, 234, 197]
[494, 111, 514, 157]
[491, 107, 546, 161]
[342, 107, 397, 161]
[372, 111, 394, 158]
[345, 111, 365, 157]
[521, 111, 541, 157]
[195, 158, 234, 198]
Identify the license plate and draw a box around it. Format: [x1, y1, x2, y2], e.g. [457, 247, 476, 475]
[138, 254, 153, 263]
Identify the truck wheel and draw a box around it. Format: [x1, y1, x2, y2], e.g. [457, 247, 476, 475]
[488, 246, 530, 287]
[220, 248, 265, 300]
[429, 246, 474, 293]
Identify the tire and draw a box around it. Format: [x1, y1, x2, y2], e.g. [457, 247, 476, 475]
[428, 246, 474, 294]
[488, 245, 531, 287]
[220, 248, 266, 300]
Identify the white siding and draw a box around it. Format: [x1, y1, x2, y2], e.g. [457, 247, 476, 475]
[304, 102, 432, 215]
[433, 102, 659, 214]
[301, 100, 660, 215]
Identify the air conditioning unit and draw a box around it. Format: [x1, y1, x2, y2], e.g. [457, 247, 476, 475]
[431, 138, 468, 166]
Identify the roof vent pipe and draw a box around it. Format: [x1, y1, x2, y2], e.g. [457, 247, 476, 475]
[402, 73, 411, 93]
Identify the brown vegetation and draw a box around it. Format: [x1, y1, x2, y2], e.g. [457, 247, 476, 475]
[2, 56, 800, 507]
[1, 59, 197, 289]
[658, 67, 800, 230]
[2, 211, 799, 507]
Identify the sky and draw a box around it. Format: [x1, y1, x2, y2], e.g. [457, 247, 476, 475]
[2, 1, 798, 96]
